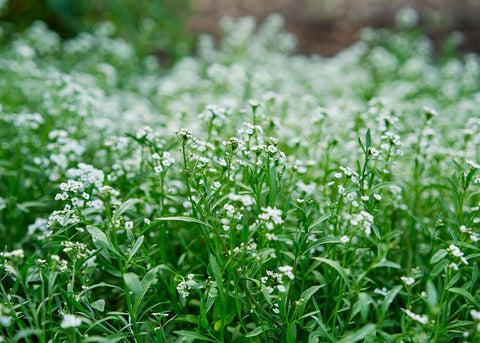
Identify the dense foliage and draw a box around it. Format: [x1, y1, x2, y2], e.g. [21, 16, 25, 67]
[1, 7, 480, 342]
[1, 0, 192, 63]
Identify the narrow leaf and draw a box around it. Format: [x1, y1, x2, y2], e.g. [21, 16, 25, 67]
[245, 325, 274, 337]
[308, 214, 331, 230]
[154, 216, 212, 229]
[123, 273, 142, 298]
[337, 324, 376, 343]
[381, 285, 402, 317]
[209, 254, 221, 280]
[449, 287, 479, 307]
[174, 330, 217, 342]
[312, 257, 350, 288]
[127, 235, 144, 263]
[430, 249, 448, 264]
[113, 199, 141, 222]
[426, 280, 438, 310]
[86, 225, 109, 245]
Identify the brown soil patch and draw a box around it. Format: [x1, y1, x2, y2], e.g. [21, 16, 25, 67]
[190, 0, 480, 56]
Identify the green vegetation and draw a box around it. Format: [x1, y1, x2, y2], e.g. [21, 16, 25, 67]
[1, 0, 193, 63]
[1, 6, 480, 342]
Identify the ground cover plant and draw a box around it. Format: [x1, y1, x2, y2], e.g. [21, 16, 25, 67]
[1, 6, 480, 342]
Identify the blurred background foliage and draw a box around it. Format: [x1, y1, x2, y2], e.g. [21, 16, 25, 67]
[1, 0, 194, 64]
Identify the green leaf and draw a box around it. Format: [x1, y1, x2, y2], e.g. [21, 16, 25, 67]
[370, 182, 401, 193]
[209, 254, 221, 280]
[174, 330, 217, 342]
[205, 287, 218, 313]
[13, 329, 41, 341]
[154, 216, 212, 229]
[269, 162, 277, 207]
[380, 285, 402, 317]
[127, 235, 144, 263]
[366, 129, 371, 150]
[245, 325, 274, 337]
[337, 324, 376, 343]
[112, 199, 141, 222]
[86, 225, 109, 246]
[288, 323, 297, 343]
[426, 280, 438, 310]
[91, 299, 105, 312]
[358, 136, 366, 153]
[308, 330, 336, 343]
[358, 292, 371, 322]
[141, 267, 158, 295]
[83, 334, 131, 342]
[448, 287, 479, 307]
[123, 273, 142, 298]
[430, 249, 448, 264]
[305, 236, 342, 252]
[312, 257, 350, 288]
[371, 260, 401, 270]
[307, 214, 331, 230]
[300, 285, 324, 304]
[214, 312, 236, 331]
[176, 315, 201, 325]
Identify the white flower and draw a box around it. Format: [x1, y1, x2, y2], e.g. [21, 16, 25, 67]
[449, 263, 459, 270]
[374, 288, 388, 296]
[125, 221, 133, 229]
[471, 309, 480, 321]
[176, 281, 191, 298]
[187, 274, 194, 280]
[277, 285, 286, 293]
[467, 160, 480, 170]
[374, 194, 382, 201]
[279, 266, 294, 280]
[267, 145, 277, 153]
[259, 206, 283, 225]
[144, 218, 151, 225]
[401, 276, 415, 286]
[266, 233, 277, 240]
[340, 235, 350, 243]
[61, 314, 82, 328]
[404, 309, 428, 324]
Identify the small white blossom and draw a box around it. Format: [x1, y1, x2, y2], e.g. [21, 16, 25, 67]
[404, 309, 428, 324]
[61, 314, 82, 328]
[449, 263, 459, 270]
[467, 160, 480, 170]
[471, 309, 480, 321]
[401, 276, 415, 286]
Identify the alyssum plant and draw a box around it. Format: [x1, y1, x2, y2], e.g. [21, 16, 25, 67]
[1, 6, 480, 343]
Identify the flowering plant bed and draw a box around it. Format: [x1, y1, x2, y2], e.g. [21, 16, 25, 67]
[1, 8, 480, 343]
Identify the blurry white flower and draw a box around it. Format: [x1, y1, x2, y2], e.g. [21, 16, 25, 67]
[401, 276, 415, 286]
[404, 309, 428, 324]
[340, 235, 350, 243]
[61, 314, 82, 328]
